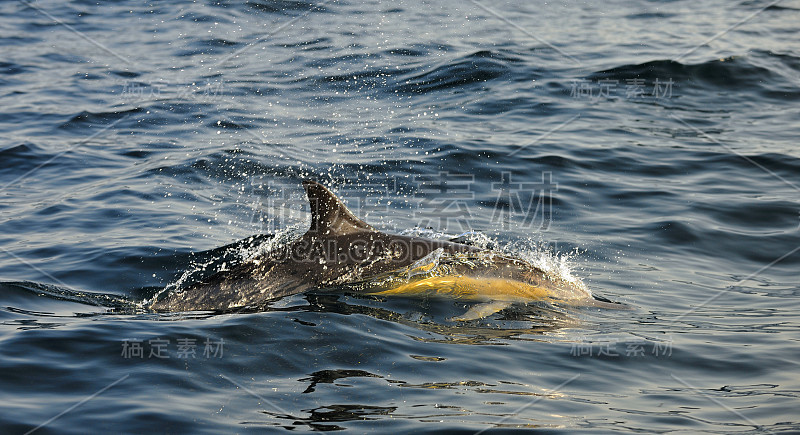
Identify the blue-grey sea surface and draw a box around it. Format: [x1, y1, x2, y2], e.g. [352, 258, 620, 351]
[1, 0, 799, 433]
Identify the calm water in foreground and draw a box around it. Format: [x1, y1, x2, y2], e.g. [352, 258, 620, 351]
[1, 0, 799, 433]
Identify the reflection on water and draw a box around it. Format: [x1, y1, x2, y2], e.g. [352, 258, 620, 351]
[260, 404, 398, 431]
[0, 317, 67, 331]
[302, 293, 579, 345]
[300, 369, 383, 394]
[251, 371, 574, 431]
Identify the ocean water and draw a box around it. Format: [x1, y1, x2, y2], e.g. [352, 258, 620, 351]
[1, 0, 799, 433]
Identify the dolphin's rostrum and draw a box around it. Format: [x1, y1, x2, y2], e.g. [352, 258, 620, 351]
[151, 180, 596, 319]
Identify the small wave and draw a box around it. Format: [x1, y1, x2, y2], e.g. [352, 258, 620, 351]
[765, 4, 800, 11]
[59, 108, 142, 130]
[395, 51, 512, 94]
[0, 142, 42, 171]
[246, 0, 330, 14]
[587, 56, 782, 95]
[177, 38, 242, 57]
[1, 281, 139, 314]
[109, 70, 140, 78]
[281, 37, 332, 50]
[0, 61, 31, 76]
[207, 119, 249, 129]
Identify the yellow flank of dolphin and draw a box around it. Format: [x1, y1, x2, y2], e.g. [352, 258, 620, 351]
[366, 275, 552, 302]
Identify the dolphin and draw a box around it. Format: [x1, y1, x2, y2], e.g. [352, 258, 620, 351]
[150, 180, 599, 320]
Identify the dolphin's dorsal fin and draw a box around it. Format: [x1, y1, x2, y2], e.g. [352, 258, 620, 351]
[302, 180, 376, 236]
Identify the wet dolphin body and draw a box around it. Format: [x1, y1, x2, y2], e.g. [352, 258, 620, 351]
[151, 180, 595, 320]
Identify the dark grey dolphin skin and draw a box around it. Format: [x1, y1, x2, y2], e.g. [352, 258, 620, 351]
[151, 180, 486, 312]
[149, 179, 603, 316]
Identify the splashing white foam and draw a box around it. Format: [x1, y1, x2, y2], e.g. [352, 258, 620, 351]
[510, 242, 590, 298]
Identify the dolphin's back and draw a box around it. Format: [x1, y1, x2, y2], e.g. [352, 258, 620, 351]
[150, 256, 310, 311]
[151, 180, 477, 312]
[150, 180, 586, 315]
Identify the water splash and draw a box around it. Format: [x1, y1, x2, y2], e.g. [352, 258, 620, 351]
[512, 244, 591, 298]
